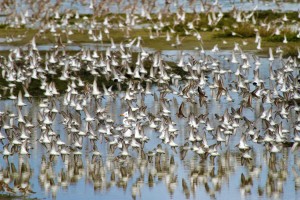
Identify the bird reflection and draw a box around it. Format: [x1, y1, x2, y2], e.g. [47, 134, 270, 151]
[0, 0, 299, 199]
[0, 143, 290, 199]
[0, 146, 293, 199]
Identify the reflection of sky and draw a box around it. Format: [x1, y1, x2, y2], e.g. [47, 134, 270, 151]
[0, 50, 299, 199]
[0, 2, 299, 200]
[58, 0, 300, 13]
[7, 0, 300, 16]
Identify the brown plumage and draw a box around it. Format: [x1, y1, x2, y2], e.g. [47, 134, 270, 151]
[216, 79, 226, 101]
[177, 102, 186, 118]
[197, 87, 207, 106]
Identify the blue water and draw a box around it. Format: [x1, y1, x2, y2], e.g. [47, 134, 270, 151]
[0, 52, 299, 200]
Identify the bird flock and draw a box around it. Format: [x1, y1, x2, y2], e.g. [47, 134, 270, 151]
[0, 0, 299, 199]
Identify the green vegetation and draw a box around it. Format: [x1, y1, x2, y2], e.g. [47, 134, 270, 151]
[0, 49, 188, 98]
[0, 193, 37, 200]
[266, 33, 299, 42]
[0, 10, 298, 53]
[0, 10, 299, 98]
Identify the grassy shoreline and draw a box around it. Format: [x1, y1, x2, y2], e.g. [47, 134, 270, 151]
[0, 10, 299, 99]
[0, 10, 298, 54]
[0, 193, 38, 200]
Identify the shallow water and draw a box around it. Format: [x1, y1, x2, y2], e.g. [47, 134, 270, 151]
[0, 50, 299, 200]
[57, 0, 300, 13]
[0, 1, 299, 199]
